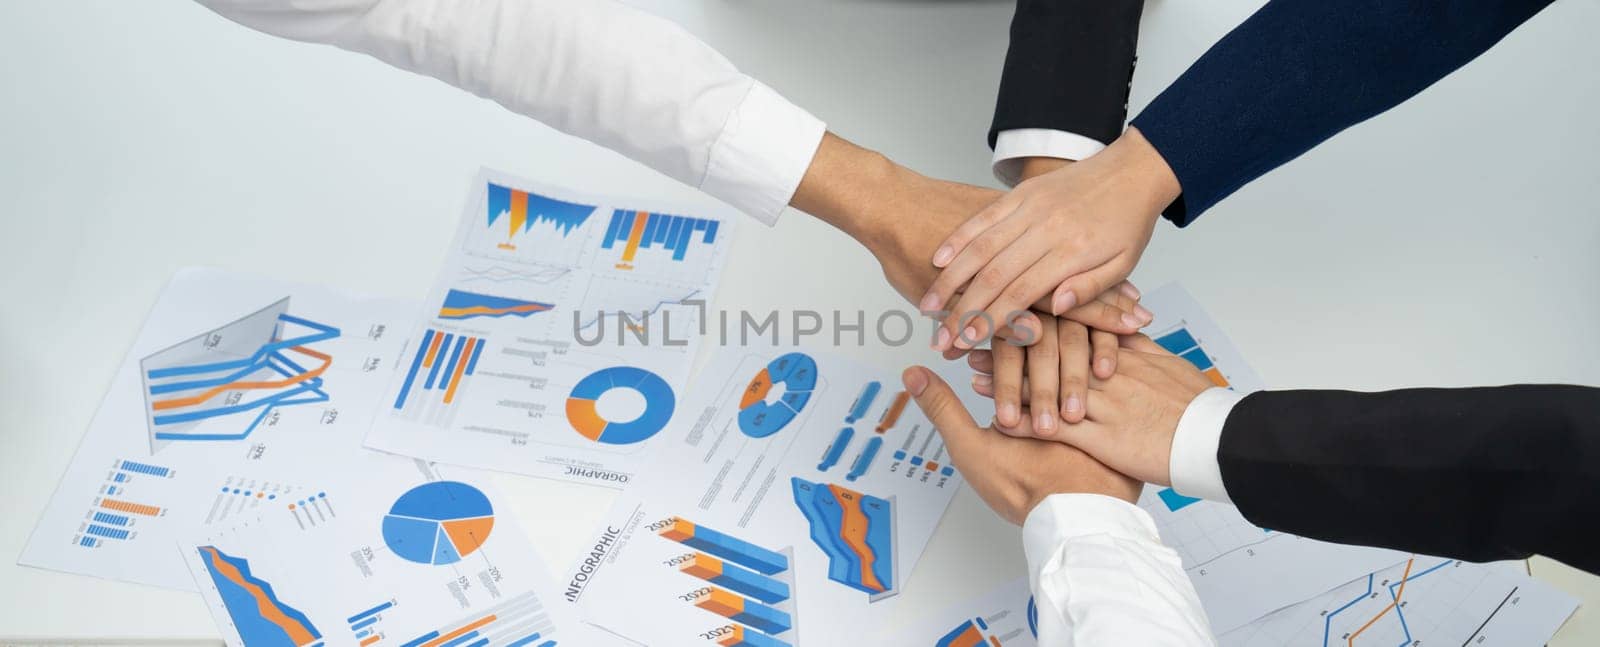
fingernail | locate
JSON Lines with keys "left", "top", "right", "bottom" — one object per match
{"left": 999, "top": 403, "right": 1019, "bottom": 426}
{"left": 1098, "top": 358, "right": 1114, "bottom": 375}
{"left": 1121, "top": 312, "right": 1144, "bottom": 329}
{"left": 903, "top": 368, "right": 928, "bottom": 396}
{"left": 918, "top": 292, "right": 942, "bottom": 313}
{"left": 1135, "top": 304, "right": 1154, "bottom": 324}
{"left": 1052, "top": 291, "right": 1077, "bottom": 315}
{"left": 973, "top": 374, "right": 993, "bottom": 387}
{"left": 958, "top": 326, "right": 980, "bottom": 348}
{"left": 1064, "top": 394, "right": 1083, "bottom": 415}
{"left": 932, "top": 245, "right": 954, "bottom": 267}
{"left": 1037, "top": 412, "right": 1056, "bottom": 434}
{"left": 933, "top": 327, "right": 951, "bottom": 350}
{"left": 1120, "top": 282, "right": 1142, "bottom": 300}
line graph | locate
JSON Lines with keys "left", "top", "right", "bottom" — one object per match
{"left": 1222, "top": 556, "right": 1575, "bottom": 647}
{"left": 140, "top": 299, "right": 339, "bottom": 450}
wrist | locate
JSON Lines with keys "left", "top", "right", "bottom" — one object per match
{"left": 1105, "top": 126, "right": 1183, "bottom": 217}
{"left": 788, "top": 132, "right": 913, "bottom": 249}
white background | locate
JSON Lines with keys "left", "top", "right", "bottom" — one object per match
{"left": 2, "top": 0, "right": 1597, "bottom": 643}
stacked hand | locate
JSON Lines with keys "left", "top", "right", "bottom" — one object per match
{"left": 921, "top": 127, "right": 1181, "bottom": 352}
{"left": 901, "top": 366, "right": 1141, "bottom": 524}
{"left": 964, "top": 332, "right": 1214, "bottom": 486}
{"left": 789, "top": 133, "right": 1154, "bottom": 349}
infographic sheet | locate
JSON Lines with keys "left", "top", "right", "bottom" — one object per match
{"left": 564, "top": 348, "right": 964, "bottom": 646}
{"left": 1134, "top": 285, "right": 1408, "bottom": 632}
{"left": 19, "top": 268, "right": 417, "bottom": 590}
{"left": 181, "top": 460, "right": 590, "bottom": 647}
{"left": 364, "top": 169, "right": 736, "bottom": 487}
{"left": 882, "top": 576, "right": 1038, "bottom": 647}
{"left": 1223, "top": 557, "right": 1576, "bottom": 647}
{"left": 886, "top": 560, "right": 1575, "bottom": 647}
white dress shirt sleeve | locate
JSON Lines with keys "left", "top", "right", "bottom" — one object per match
{"left": 1023, "top": 494, "right": 1216, "bottom": 646}
{"left": 991, "top": 128, "right": 1108, "bottom": 186}
{"left": 1168, "top": 387, "right": 1245, "bottom": 504}
{"left": 194, "top": 0, "right": 825, "bottom": 224}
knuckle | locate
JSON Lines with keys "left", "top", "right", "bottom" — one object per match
{"left": 970, "top": 234, "right": 1003, "bottom": 258}
{"left": 973, "top": 267, "right": 1007, "bottom": 292}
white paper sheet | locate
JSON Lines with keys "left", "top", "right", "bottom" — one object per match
{"left": 879, "top": 576, "right": 1037, "bottom": 647}
{"left": 562, "top": 347, "right": 964, "bottom": 646}
{"left": 19, "top": 268, "right": 418, "bottom": 590}
{"left": 363, "top": 169, "right": 736, "bottom": 487}
{"left": 1223, "top": 557, "right": 1577, "bottom": 647}
{"left": 181, "top": 459, "right": 591, "bottom": 647}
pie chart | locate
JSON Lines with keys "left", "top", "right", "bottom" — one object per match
{"left": 566, "top": 366, "right": 676, "bottom": 445}
{"left": 380, "top": 481, "right": 495, "bottom": 566}
{"left": 738, "top": 352, "right": 817, "bottom": 438}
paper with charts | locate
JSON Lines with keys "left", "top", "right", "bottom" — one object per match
{"left": 1223, "top": 557, "right": 1576, "bottom": 646}
{"left": 181, "top": 459, "right": 590, "bottom": 647}
{"left": 1134, "top": 284, "right": 1408, "bottom": 632}
{"left": 882, "top": 576, "right": 1039, "bottom": 647}
{"left": 364, "top": 169, "right": 735, "bottom": 487}
{"left": 562, "top": 348, "right": 964, "bottom": 646}
{"left": 18, "top": 268, "right": 417, "bottom": 590}
{"left": 883, "top": 559, "right": 1575, "bottom": 647}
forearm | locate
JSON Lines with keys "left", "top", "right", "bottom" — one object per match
{"left": 195, "top": 0, "right": 824, "bottom": 222}
{"left": 1221, "top": 386, "right": 1600, "bottom": 572}
{"left": 1130, "top": 0, "right": 1556, "bottom": 225}
{"left": 1024, "top": 494, "right": 1216, "bottom": 645}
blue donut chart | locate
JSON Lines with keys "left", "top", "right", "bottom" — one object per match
{"left": 737, "top": 352, "right": 818, "bottom": 438}
{"left": 566, "top": 366, "right": 676, "bottom": 445}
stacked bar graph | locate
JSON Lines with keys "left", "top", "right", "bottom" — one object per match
{"left": 790, "top": 479, "right": 897, "bottom": 600}
{"left": 714, "top": 624, "right": 792, "bottom": 647}
{"left": 486, "top": 182, "right": 596, "bottom": 250}
{"left": 1153, "top": 326, "right": 1231, "bottom": 388}
{"left": 602, "top": 209, "right": 720, "bottom": 269}
{"left": 397, "top": 590, "right": 559, "bottom": 647}
{"left": 140, "top": 299, "right": 339, "bottom": 450}
{"left": 657, "top": 518, "right": 798, "bottom": 647}
{"left": 392, "top": 329, "right": 485, "bottom": 428}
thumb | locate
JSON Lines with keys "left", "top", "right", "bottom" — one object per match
{"left": 902, "top": 366, "right": 983, "bottom": 453}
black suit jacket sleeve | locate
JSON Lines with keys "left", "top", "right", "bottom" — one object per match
{"left": 1219, "top": 386, "right": 1600, "bottom": 574}
{"left": 989, "top": 0, "right": 1144, "bottom": 149}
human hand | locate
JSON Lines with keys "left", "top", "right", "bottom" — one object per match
{"left": 1009, "top": 335, "right": 1214, "bottom": 486}
{"left": 921, "top": 127, "right": 1181, "bottom": 352}
{"left": 901, "top": 366, "right": 1141, "bottom": 525}
{"left": 966, "top": 310, "right": 1124, "bottom": 433}
{"left": 787, "top": 133, "right": 1150, "bottom": 341}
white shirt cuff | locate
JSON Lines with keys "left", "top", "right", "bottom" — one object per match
{"left": 699, "top": 80, "right": 826, "bottom": 226}
{"left": 991, "top": 128, "right": 1108, "bottom": 186}
{"left": 1022, "top": 493, "right": 1162, "bottom": 565}
{"left": 1168, "top": 387, "right": 1244, "bottom": 504}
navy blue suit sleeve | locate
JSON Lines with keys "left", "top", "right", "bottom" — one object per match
{"left": 1129, "top": 0, "right": 1556, "bottom": 226}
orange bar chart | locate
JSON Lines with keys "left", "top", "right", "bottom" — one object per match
{"left": 101, "top": 498, "right": 162, "bottom": 517}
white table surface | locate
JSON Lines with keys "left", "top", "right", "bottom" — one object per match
{"left": 2, "top": 0, "right": 1597, "bottom": 643}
